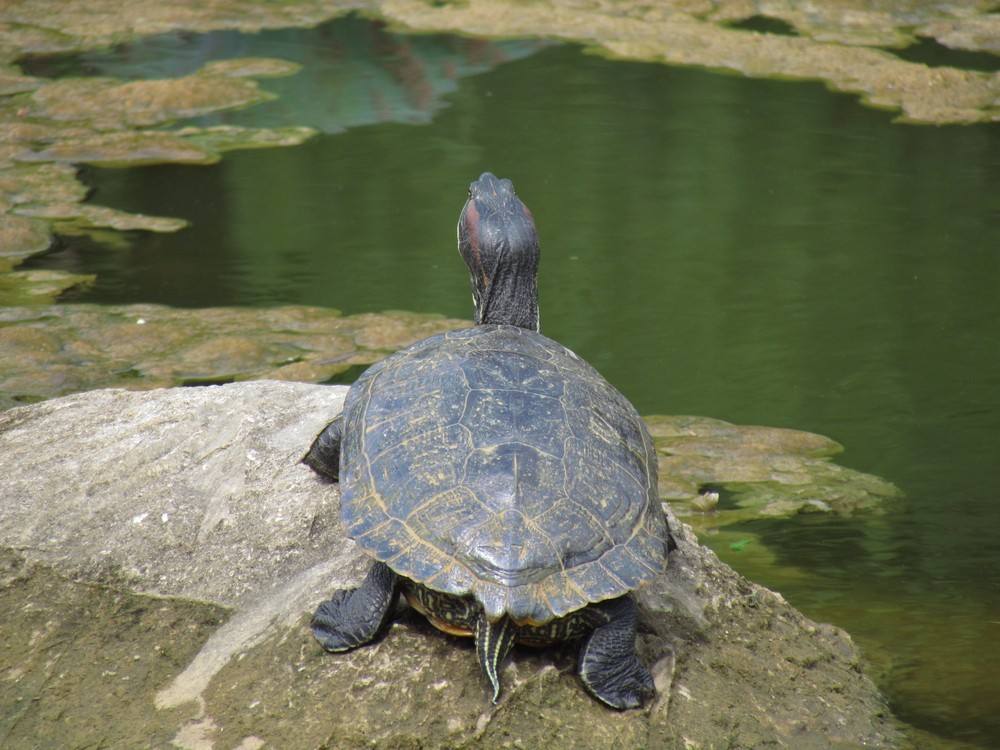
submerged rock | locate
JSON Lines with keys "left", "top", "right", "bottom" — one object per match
{"left": 0, "top": 267, "right": 94, "bottom": 305}
{"left": 647, "top": 414, "right": 901, "bottom": 523}
{"left": 173, "top": 124, "right": 317, "bottom": 154}
{"left": 14, "top": 200, "right": 190, "bottom": 230}
{"left": 0, "top": 381, "right": 902, "bottom": 749}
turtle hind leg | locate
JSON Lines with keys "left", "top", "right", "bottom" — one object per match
{"left": 577, "top": 596, "right": 654, "bottom": 710}
{"left": 312, "top": 562, "right": 398, "bottom": 652}
{"left": 474, "top": 615, "right": 516, "bottom": 703}
{"left": 302, "top": 415, "right": 343, "bottom": 481}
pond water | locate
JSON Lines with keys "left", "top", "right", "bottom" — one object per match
{"left": 22, "top": 16, "right": 1000, "bottom": 748}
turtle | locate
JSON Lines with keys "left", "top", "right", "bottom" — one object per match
{"left": 304, "top": 172, "right": 673, "bottom": 709}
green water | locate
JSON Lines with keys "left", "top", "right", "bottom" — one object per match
{"left": 23, "top": 18, "right": 1000, "bottom": 748}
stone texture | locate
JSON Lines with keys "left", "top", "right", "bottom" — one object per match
{"left": 0, "top": 381, "right": 902, "bottom": 749}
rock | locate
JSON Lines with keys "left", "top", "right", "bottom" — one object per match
{"left": 919, "top": 15, "right": 1000, "bottom": 55}
{"left": 0, "top": 68, "right": 40, "bottom": 95}
{"left": 646, "top": 413, "right": 901, "bottom": 524}
{"left": 0, "top": 381, "right": 902, "bottom": 749}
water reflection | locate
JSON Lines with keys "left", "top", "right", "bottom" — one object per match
{"left": 23, "top": 15, "right": 549, "bottom": 133}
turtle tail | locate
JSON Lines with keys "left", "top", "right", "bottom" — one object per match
{"left": 474, "top": 614, "right": 516, "bottom": 703}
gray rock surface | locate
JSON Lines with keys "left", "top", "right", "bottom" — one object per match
{"left": 0, "top": 381, "right": 902, "bottom": 749}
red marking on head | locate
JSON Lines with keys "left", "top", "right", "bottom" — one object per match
{"left": 464, "top": 199, "right": 483, "bottom": 275}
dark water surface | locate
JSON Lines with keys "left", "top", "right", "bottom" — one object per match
{"left": 23, "top": 17, "right": 1000, "bottom": 748}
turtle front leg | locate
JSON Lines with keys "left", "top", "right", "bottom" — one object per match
{"left": 577, "top": 596, "right": 654, "bottom": 710}
{"left": 302, "top": 415, "right": 343, "bottom": 481}
{"left": 475, "top": 615, "right": 516, "bottom": 703}
{"left": 312, "top": 562, "right": 399, "bottom": 652}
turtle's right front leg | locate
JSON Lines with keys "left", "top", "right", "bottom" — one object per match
{"left": 302, "top": 415, "right": 343, "bottom": 481}
{"left": 312, "top": 562, "right": 399, "bottom": 652}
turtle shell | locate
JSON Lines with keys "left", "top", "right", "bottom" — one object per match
{"left": 339, "top": 324, "right": 668, "bottom": 625}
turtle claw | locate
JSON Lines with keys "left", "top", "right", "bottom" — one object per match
{"left": 582, "top": 654, "right": 655, "bottom": 710}
{"left": 577, "top": 596, "right": 654, "bottom": 710}
{"left": 311, "top": 590, "right": 363, "bottom": 652}
{"left": 311, "top": 562, "right": 399, "bottom": 653}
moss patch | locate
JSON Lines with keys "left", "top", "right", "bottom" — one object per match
{"left": 0, "top": 16, "right": 317, "bottom": 302}
{"left": 375, "top": 0, "right": 998, "bottom": 125}
{"left": 646, "top": 414, "right": 901, "bottom": 527}
{"left": 0, "top": 304, "right": 465, "bottom": 409}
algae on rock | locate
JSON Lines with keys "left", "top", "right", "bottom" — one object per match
{"left": 375, "top": 0, "right": 999, "bottom": 125}
{"left": 0, "top": 268, "right": 95, "bottom": 306}
{"left": 0, "top": 304, "right": 465, "bottom": 409}
{"left": 0, "top": 45, "right": 314, "bottom": 305}
{"left": 647, "top": 414, "right": 901, "bottom": 524}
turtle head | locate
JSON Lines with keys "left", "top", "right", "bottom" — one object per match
{"left": 458, "top": 172, "right": 540, "bottom": 331}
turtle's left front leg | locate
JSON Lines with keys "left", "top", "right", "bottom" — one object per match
{"left": 577, "top": 596, "right": 654, "bottom": 710}
{"left": 302, "top": 415, "right": 343, "bottom": 481}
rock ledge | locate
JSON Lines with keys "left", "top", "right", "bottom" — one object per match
{"left": 0, "top": 381, "right": 900, "bottom": 749}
